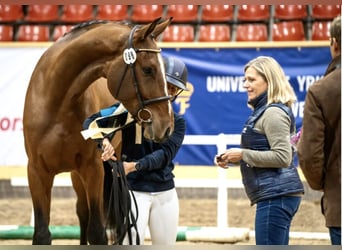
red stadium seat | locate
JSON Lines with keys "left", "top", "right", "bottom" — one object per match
{"left": 0, "top": 4, "right": 23, "bottom": 21}
{"left": 198, "top": 24, "right": 230, "bottom": 42}
{"left": 130, "top": 5, "right": 163, "bottom": 22}
{"left": 272, "top": 21, "right": 305, "bottom": 41}
{"left": 60, "top": 5, "right": 94, "bottom": 22}
{"left": 237, "top": 5, "right": 270, "bottom": 21}
{"left": 311, "top": 21, "right": 331, "bottom": 41}
{"left": 17, "top": 25, "right": 50, "bottom": 41}
{"left": 52, "top": 25, "right": 73, "bottom": 41}
{"left": 166, "top": 5, "right": 198, "bottom": 22}
{"left": 274, "top": 5, "right": 307, "bottom": 20}
{"left": 201, "top": 5, "right": 233, "bottom": 22}
{"left": 312, "top": 5, "right": 341, "bottom": 20}
{"left": 96, "top": 5, "right": 127, "bottom": 21}
{"left": 0, "top": 25, "right": 13, "bottom": 41}
{"left": 236, "top": 24, "right": 268, "bottom": 41}
{"left": 25, "top": 5, "right": 59, "bottom": 21}
{"left": 162, "top": 25, "right": 194, "bottom": 42}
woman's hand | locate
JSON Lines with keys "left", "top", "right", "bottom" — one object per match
{"left": 101, "top": 138, "right": 117, "bottom": 161}
{"left": 225, "top": 148, "right": 242, "bottom": 163}
{"left": 214, "top": 153, "right": 229, "bottom": 168}
{"left": 214, "top": 148, "right": 242, "bottom": 168}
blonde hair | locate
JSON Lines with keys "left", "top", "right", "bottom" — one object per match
{"left": 244, "top": 56, "right": 297, "bottom": 107}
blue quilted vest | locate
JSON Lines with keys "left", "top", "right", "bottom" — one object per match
{"left": 240, "top": 101, "right": 304, "bottom": 205}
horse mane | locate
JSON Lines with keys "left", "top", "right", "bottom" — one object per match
{"left": 72, "top": 20, "right": 109, "bottom": 31}
{"left": 62, "top": 20, "right": 133, "bottom": 39}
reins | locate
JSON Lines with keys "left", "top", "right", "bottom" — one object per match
{"left": 105, "top": 157, "right": 140, "bottom": 245}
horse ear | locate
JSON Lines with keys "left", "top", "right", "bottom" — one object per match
{"left": 135, "top": 17, "right": 173, "bottom": 41}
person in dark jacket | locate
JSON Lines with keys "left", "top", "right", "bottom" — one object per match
{"left": 297, "top": 15, "right": 341, "bottom": 245}
{"left": 214, "top": 56, "right": 304, "bottom": 245}
{"left": 84, "top": 56, "right": 188, "bottom": 245}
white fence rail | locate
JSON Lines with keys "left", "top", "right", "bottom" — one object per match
{"left": 182, "top": 134, "right": 241, "bottom": 228}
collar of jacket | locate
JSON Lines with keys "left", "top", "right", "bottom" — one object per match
{"left": 325, "top": 55, "right": 341, "bottom": 76}
{"left": 248, "top": 91, "right": 267, "bottom": 110}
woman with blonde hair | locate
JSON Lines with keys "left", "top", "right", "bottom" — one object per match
{"left": 215, "top": 56, "right": 304, "bottom": 245}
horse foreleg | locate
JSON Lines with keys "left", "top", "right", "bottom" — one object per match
{"left": 86, "top": 166, "right": 108, "bottom": 245}
{"left": 74, "top": 165, "right": 108, "bottom": 245}
{"left": 27, "top": 162, "right": 54, "bottom": 245}
{"left": 71, "top": 172, "right": 89, "bottom": 245}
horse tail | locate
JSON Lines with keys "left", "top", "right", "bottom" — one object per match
{"left": 104, "top": 158, "right": 140, "bottom": 245}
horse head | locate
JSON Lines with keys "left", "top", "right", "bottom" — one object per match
{"left": 106, "top": 17, "right": 174, "bottom": 142}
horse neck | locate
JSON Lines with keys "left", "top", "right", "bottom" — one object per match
{"left": 44, "top": 30, "right": 126, "bottom": 112}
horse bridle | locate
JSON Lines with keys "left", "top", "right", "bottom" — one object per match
{"left": 114, "top": 25, "right": 172, "bottom": 124}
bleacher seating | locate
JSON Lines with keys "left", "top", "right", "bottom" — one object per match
{"left": 25, "top": 5, "right": 59, "bottom": 21}
{"left": 17, "top": 25, "right": 50, "bottom": 41}
{"left": 131, "top": 5, "right": 163, "bottom": 23}
{"left": 274, "top": 5, "right": 307, "bottom": 20}
{"left": 52, "top": 25, "right": 73, "bottom": 41}
{"left": 0, "top": 25, "right": 13, "bottom": 41}
{"left": 96, "top": 5, "right": 128, "bottom": 21}
{"left": 166, "top": 5, "right": 198, "bottom": 22}
{"left": 162, "top": 24, "right": 194, "bottom": 42}
{"left": 311, "top": 21, "right": 331, "bottom": 41}
{"left": 198, "top": 24, "right": 230, "bottom": 42}
{"left": 237, "top": 5, "right": 269, "bottom": 21}
{"left": 272, "top": 21, "right": 305, "bottom": 41}
{"left": 201, "top": 5, "right": 233, "bottom": 22}
{"left": 0, "top": 4, "right": 23, "bottom": 21}
{"left": 236, "top": 24, "right": 268, "bottom": 41}
{"left": 60, "top": 5, "right": 94, "bottom": 22}
{"left": 0, "top": 5, "right": 338, "bottom": 42}
{"left": 312, "top": 5, "right": 341, "bottom": 20}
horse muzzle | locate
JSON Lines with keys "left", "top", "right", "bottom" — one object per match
{"left": 136, "top": 107, "right": 174, "bottom": 142}
{"left": 143, "top": 122, "right": 173, "bottom": 143}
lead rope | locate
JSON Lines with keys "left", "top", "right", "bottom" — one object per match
{"left": 105, "top": 158, "right": 140, "bottom": 245}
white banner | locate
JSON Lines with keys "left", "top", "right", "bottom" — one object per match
{"left": 0, "top": 46, "right": 48, "bottom": 166}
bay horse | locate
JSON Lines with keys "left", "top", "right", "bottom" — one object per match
{"left": 23, "top": 17, "right": 173, "bottom": 245}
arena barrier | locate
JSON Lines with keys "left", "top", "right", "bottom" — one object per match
{"left": 182, "top": 133, "right": 241, "bottom": 228}
{"left": 0, "top": 225, "right": 330, "bottom": 242}
{"left": 0, "top": 225, "right": 250, "bottom": 242}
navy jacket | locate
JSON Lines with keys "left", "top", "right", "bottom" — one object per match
{"left": 84, "top": 104, "right": 185, "bottom": 192}
{"left": 240, "top": 96, "right": 304, "bottom": 205}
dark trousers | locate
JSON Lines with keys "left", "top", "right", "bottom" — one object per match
{"left": 329, "top": 227, "right": 341, "bottom": 245}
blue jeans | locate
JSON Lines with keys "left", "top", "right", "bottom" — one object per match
{"left": 255, "top": 196, "right": 301, "bottom": 245}
{"left": 329, "top": 227, "right": 341, "bottom": 245}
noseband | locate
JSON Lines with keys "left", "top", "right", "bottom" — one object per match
{"left": 114, "top": 25, "right": 172, "bottom": 124}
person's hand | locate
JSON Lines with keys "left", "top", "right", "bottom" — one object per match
{"left": 214, "top": 153, "right": 229, "bottom": 169}
{"left": 123, "top": 161, "right": 137, "bottom": 175}
{"left": 101, "top": 138, "right": 117, "bottom": 161}
{"left": 225, "top": 148, "right": 242, "bottom": 163}
{"left": 214, "top": 148, "right": 242, "bottom": 169}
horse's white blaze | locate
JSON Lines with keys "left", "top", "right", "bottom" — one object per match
{"left": 157, "top": 53, "right": 172, "bottom": 116}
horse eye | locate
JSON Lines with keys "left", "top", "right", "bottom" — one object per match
{"left": 142, "top": 67, "right": 153, "bottom": 76}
